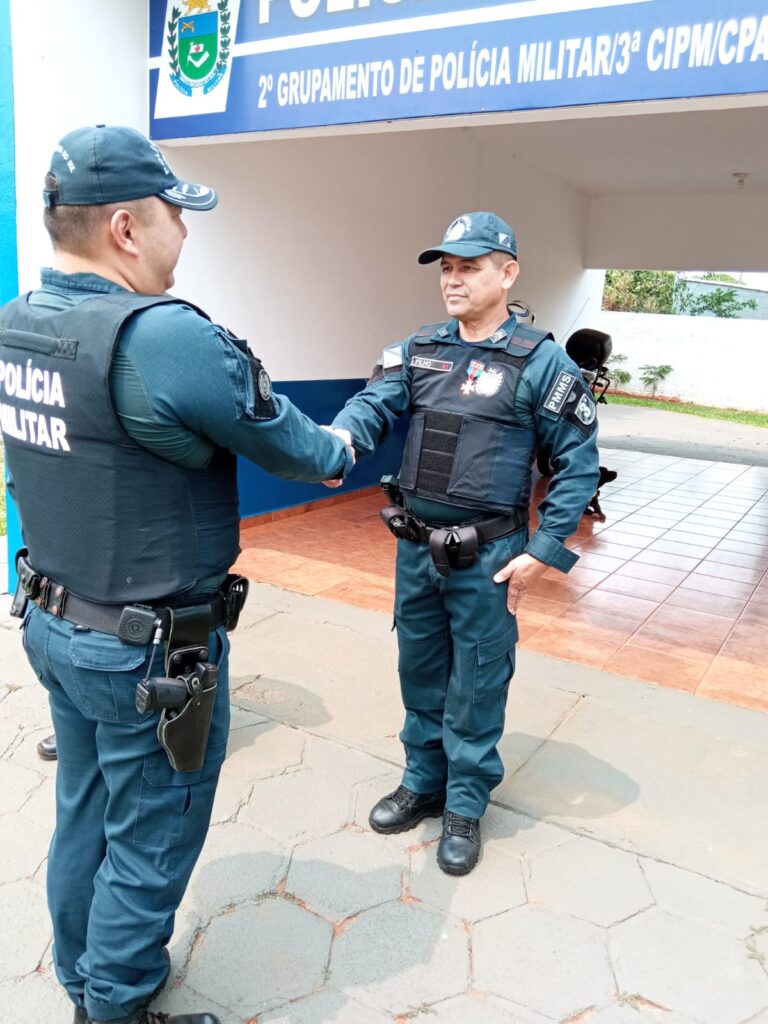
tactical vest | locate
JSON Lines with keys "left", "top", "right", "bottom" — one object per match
{"left": 399, "top": 321, "right": 552, "bottom": 515}
{"left": 0, "top": 292, "right": 239, "bottom": 604}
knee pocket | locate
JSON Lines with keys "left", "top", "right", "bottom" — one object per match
{"left": 455, "top": 625, "right": 518, "bottom": 706}
{"left": 398, "top": 631, "right": 450, "bottom": 710}
{"left": 474, "top": 627, "right": 517, "bottom": 703}
{"left": 134, "top": 740, "right": 227, "bottom": 849}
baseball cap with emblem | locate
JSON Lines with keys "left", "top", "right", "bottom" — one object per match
{"left": 418, "top": 211, "right": 517, "bottom": 264}
{"left": 43, "top": 125, "right": 218, "bottom": 211}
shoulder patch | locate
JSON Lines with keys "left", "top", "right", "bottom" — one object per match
{"left": 564, "top": 382, "right": 597, "bottom": 435}
{"left": 506, "top": 324, "right": 554, "bottom": 358}
{"left": 543, "top": 370, "right": 577, "bottom": 414}
{"left": 380, "top": 342, "right": 405, "bottom": 370}
{"left": 414, "top": 321, "right": 450, "bottom": 340}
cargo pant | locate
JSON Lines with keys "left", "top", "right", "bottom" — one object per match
{"left": 395, "top": 528, "right": 524, "bottom": 819}
{"left": 22, "top": 605, "right": 230, "bottom": 1022}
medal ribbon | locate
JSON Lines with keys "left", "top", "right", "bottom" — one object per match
{"left": 467, "top": 359, "right": 485, "bottom": 383}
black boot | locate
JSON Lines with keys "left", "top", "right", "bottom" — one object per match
{"left": 37, "top": 733, "right": 58, "bottom": 761}
{"left": 89, "top": 1011, "right": 221, "bottom": 1023}
{"left": 369, "top": 784, "right": 445, "bottom": 834}
{"left": 437, "top": 812, "right": 481, "bottom": 875}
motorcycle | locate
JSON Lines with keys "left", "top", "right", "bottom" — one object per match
{"left": 508, "top": 302, "right": 617, "bottom": 519}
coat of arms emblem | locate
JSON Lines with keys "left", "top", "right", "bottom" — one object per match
{"left": 167, "top": 0, "right": 231, "bottom": 96}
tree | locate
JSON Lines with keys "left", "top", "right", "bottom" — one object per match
{"left": 639, "top": 364, "right": 673, "bottom": 398}
{"left": 676, "top": 287, "right": 758, "bottom": 319}
{"left": 603, "top": 270, "right": 677, "bottom": 314}
{"left": 602, "top": 270, "right": 758, "bottom": 319}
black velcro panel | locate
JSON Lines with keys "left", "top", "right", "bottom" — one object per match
{"left": 417, "top": 410, "right": 462, "bottom": 495}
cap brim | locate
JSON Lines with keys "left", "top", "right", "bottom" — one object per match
{"left": 161, "top": 181, "right": 218, "bottom": 211}
{"left": 418, "top": 242, "right": 496, "bottom": 265}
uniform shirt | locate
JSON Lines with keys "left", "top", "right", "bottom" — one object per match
{"left": 23, "top": 269, "right": 351, "bottom": 590}
{"left": 333, "top": 316, "right": 600, "bottom": 573}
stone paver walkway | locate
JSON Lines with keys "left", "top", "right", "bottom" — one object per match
{"left": 1, "top": 586, "right": 767, "bottom": 1023}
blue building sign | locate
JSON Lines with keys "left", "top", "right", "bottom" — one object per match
{"left": 149, "top": 0, "right": 768, "bottom": 139}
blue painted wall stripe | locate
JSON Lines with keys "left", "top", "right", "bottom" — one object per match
{"left": 0, "top": 0, "right": 23, "bottom": 591}
{"left": 238, "top": 378, "right": 407, "bottom": 518}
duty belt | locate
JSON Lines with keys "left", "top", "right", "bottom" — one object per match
{"left": 379, "top": 477, "right": 527, "bottom": 578}
{"left": 12, "top": 550, "right": 248, "bottom": 643}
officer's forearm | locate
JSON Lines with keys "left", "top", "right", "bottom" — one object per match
{"left": 332, "top": 381, "right": 409, "bottom": 455}
{"left": 232, "top": 395, "right": 351, "bottom": 482}
{"left": 529, "top": 439, "right": 600, "bottom": 571}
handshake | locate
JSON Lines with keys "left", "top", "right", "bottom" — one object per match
{"left": 320, "top": 426, "right": 355, "bottom": 488}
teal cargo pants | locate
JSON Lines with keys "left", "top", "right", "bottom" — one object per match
{"left": 22, "top": 605, "right": 230, "bottom": 1022}
{"left": 395, "top": 528, "right": 524, "bottom": 819}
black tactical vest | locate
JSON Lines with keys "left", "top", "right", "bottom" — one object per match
{"left": 399, "top": 321, "right": 551, "bottom": 515}
{"left": 0, "top": 292, "right": 239, "bottom": 604}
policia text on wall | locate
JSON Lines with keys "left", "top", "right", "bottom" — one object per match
{"left": 0, "top": 357, "right": 69, "bottom": 450}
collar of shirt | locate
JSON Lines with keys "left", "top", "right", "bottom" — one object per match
{"left": 38, "top": 268, "right": 128, "bottom": 296}
{"left": 426, "top": 314, "right": 518, "bottom": 350}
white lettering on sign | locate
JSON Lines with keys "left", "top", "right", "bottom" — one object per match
{"left": 260, "top": 0, "right": 405, "bottom": 24}
{"left": 647, "top": 16, "right": 768, "bottom": 72}
{"left": 0, "top": 359, "right": 69, "bottom": 451}
{"left": 277, "top": 59, "right": 397, "bottom": 105}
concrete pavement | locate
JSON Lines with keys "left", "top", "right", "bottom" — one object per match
{"left": 598, "top": 403, "right": 768, "bottom": 466}
{"left": 1, "top": 585, "right": 767, "bottom": 1023}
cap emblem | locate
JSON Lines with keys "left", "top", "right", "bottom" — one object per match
{"left": 445, "top": 216, "right": 472, "bottom": 242}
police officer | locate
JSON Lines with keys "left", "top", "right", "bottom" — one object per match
{"left": 0, "top": 126, "right": 352, "bottom": 1024}
{"left": 329, "top": 212, "right": 600, "bottom": 875}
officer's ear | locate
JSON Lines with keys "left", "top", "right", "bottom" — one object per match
{"left": 502, "top": 259, "right": 520, "bottom": 290}
{"left": 109, "top": 208, "right": 141, "bottom": 257}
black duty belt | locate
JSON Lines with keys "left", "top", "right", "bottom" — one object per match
{"left": 379, "top": 484, "right": 527, "bottom": 578}
{"left": 13, "top": 551, "right": 248, "bottom": 642}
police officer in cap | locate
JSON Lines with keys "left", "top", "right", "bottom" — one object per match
{"left": 328, "top": 213, "right": 599, "bottom": 875}
{"left": 0, "top": 126, "right": 353, "bottom": 1024}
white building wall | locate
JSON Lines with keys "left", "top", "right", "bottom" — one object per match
{"left": 166, "top": 127, "right": 603, "bottom": 381}
{"left": 597, "top": 310, "right": 768, "bottom": 413}
{"left": 11, "top": 0, "right": 149, "bottom": 293}
{"left": 9, "top": 3, "right": 603, "bottom": 382}
{"left": 586, "top": 192, "right": 768, "bottom": 273}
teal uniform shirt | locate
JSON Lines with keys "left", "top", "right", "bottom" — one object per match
{"left": 26, "top": 269, "right": 352, "bottom": 590}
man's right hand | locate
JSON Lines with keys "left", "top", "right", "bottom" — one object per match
{"left": 321, "top": 426, "right": 355, "bottom": 487}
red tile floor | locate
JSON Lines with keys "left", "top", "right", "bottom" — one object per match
{"left": 235, "top": 448, "right": 768, "bottom": 714}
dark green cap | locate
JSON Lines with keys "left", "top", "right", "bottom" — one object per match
{"left": 418, "top": 211, "right": 517, "bottom": 264}
{"left": 44, "top": 125, "right": 218, "bottom": 211}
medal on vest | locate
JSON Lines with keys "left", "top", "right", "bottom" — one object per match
{"left": 461, "top": 359, "right": 485, "bottom": 395}
{"left": 461, "top": 359, "right": 505, "bottom": 397}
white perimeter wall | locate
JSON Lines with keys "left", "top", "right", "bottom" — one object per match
{"left": 9, "top": 3, "right": 602, "bottom": 383}
{"left": 596, "top": 310, "right": 768, "bottom": 413}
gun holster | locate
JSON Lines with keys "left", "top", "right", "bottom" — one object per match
{"left": 156, "top": 605, "right": 217, "bottom": 773}
{"left": 429, "top": 526, "right": 480, "bottom": 578}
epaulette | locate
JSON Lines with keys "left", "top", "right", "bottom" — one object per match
{"left": 413, "top": 321, "right": 451, "bottom": 340}
{"left": 505, "top": 323, "right": 554, "bottom": 357}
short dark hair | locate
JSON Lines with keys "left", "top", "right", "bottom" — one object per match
{"left": 490, "top": 250, "right": 518, "bottom": 269}
{"left": 43, "top": 173, "right": 154, "bottom": 255}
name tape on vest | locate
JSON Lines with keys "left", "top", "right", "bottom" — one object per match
{"left": 543, "top": 371, "right": 576, "bottom": 415}
{"left": 410, "top": 356, "right": 454, "bottom": 373}
{"left": 0, "top": 358, "right": 70, "bottom": 451}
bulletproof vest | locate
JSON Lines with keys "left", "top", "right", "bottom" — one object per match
{"left": 399, "top": 321, "right": 551, "bottom": 515}
{"left": 0, "top": 292, "right": 239, "bottom": 604}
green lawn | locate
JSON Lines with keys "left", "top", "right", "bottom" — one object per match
{"left": 606, "top": 394, "right": 768, "bottom": 428}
